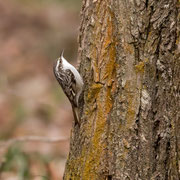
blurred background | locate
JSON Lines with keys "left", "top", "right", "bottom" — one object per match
{"left": 0, "top": 0, "right": 81, "bottom": 179}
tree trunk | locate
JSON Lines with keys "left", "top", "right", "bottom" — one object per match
{"left": 64, "top": 0, "right": 180, "bottom": 179}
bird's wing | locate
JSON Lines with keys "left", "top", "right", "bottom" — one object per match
{"left": 65, "top": 69, "right": 77, "bottom": 105}
{"left": 54, "top": 68, "right": 77, "bottom": 107}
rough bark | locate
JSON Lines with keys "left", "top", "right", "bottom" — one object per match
{"left": 64, "top": 0, "right": 180, "bottom": 179}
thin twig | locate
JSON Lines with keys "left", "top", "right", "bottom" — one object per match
{"left": 0, "top": 136, "right": 69, "bottom": 149}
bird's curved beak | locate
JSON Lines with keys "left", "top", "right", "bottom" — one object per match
{"left": 60, "top": 49, "right": 64, "bottom": 58}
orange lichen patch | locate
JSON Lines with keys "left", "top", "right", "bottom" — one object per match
{"left": 86, "top": 83, "right": 103, "bottom": 103}
{"left": 100, "top": 14, "right": 117, "bottom": 84}
{"left": 135, "top": 61, "right": 145, "bottom": 73}
{"left": 103, "top": 36, "right": 112, "bottom": 49}
{"left": 103, "top": 16, "right": 113, "bottom": 49}
{"left": 90, "top": 3, "right": 107, "bottom": 83}
{"left": 106, "top": 46, "right": 116, "bottom": 84}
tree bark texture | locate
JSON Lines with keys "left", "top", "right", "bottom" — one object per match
{"left": 64, "top": 0, "right": 180, "bottom": 179}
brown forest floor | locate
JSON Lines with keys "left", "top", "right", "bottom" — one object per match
{"left": 0, "top": 0, "right": 81, "bottom": 179}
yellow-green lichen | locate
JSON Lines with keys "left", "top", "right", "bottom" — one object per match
{"left": 135, "top": 61, "right": 145, "bottom": 73}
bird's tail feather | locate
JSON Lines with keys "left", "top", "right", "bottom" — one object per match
{"left": 72, "top": 106, "right": 79, "bottom": 125}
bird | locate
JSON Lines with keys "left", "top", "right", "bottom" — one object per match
{"left": 53, "top": 51, "right": 84, "bottom": 125}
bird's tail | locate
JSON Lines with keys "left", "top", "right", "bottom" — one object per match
{"left": 72, "top": 106, "right": 80, "bottom": 125}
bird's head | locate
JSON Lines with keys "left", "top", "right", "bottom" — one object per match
{"left": 58, "top": 49, "right": 66, "bottom": 64}
{"left": 56, "top": 50, "right": 65, "bottom": 68}
{"left": 53, "top": 50, "right": 64, "bottom": 73}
